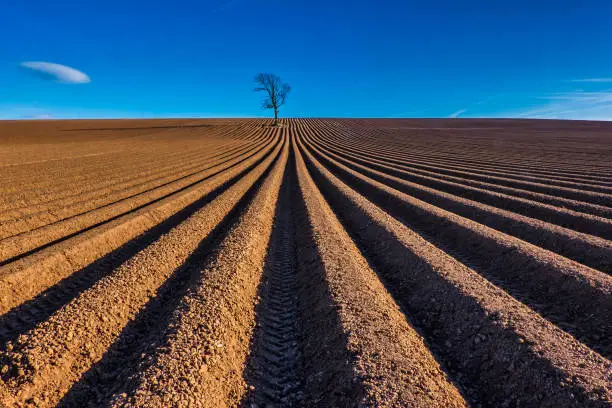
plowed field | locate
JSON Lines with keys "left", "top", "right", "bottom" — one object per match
{"left": 0, "top": 118, "right": 610, "bottom": 407}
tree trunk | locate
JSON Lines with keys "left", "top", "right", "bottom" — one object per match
{"left": 274, "top": 108, "right": 278, "bottom": 126}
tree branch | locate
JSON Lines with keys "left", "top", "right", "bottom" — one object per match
{"left": 253, "top": 73, "right": 291, "bottom": 123}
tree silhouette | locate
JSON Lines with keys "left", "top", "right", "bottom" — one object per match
{"left": 254, "top": 73, "right": 291, "bottom": 126}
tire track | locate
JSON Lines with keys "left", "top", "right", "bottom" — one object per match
{"left": 241, "top": 146, "right": 302, "bottom": 407}
{"left": 0, "top": 118, "right": 610, "bottom": 408}
{"left": 100, "top": 130, "right": 288, "bottom": 408}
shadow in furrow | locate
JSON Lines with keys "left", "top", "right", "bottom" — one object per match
{"left": 0, "top": 137, "right": 275, "bottom": 267}
{"left": 281, "top": 147, "right": 363, "bottom": 407}
{"left": 241, "top": 150, "right": 302, "bottom": 406}
{"left": 0, "top": 143, "right": 277, "bottom": 346}
{"left": 57, "top": 144, "right": 282, "bottom": 408}
{"left": 0, "top": 132, "right": 264, "bottom": 230}
{"left": 303, "top": 141, "right": 611, "bottom": 359}
{"left": 298, "top": 142, "right": 608, "bottom": 407}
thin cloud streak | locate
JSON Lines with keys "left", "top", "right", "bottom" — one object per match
{"left": 512, "top": 91, "right": 612, "bottom": 121}
{"left": 568, "top": 78, "right": 612, "bottom": 83}
{"left": 20, "top": 61, "right": 91, "bottom": 84}
{"left": 541, "top": 92, "right": 612, "bottom": 102}
{"left": 448, "top": 108, "right": 467, "bottom": 118}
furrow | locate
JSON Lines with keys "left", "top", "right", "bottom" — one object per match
{"left": 0, "top": 130, "right": 266, "bottom": 231}
{"left": 296, "top": 130, "right": 612, "bottom": 407}
{"left": 0, "top": 130, "right": 238, "bottom": 206}
{"left": 0, "top": 120, "right": 256, "bottom": 197}
{"left": 0, "top": 135, "right": 244, "bottom": 216}
{"left": 304, "top": 126, "right": 612, "bottom": 238}
{"left": 1, "top": 117, "right": 610, "bottom": 408}
{"left": 313, "top": 127, "right": 612, "bottom": 190}
{"left": 97, "top": 130, "right": 288, "bottom": 408}
{"left": 0, "top": 134, "right": 279, "bottom": 316}
{"left": 310, "top": 126, "right": 612, "bottom": 197}
{"left": 309, "top": 132, "right": 612, "bottom": 217}
{"left": 241, "top": 155, "right": 302, "bottom": 407}
{"left": 0, "top": 133, "right": 284, "bottom": 407}
{"left": 0, "top": 131, "right": 273, "bottom": 261}
{"left": 0, "top": 143, "right": 266, "bottom": 344}
{"left": 290, "top": 134, "right": 468, "bottom": 407}
{"left": 296, "top": 132, "right": 612, "bottom": 358}
{"left": 301, "top": 134, "right": 612, "bottom": 274}
{"left": 312, "top": 118, "right": 612, "bottom": 180}
{"left": 0, "top": 121, "right": 264, "bottom": 212}
{"left": 391, "top": 155, "right": 612, "bottom": 194}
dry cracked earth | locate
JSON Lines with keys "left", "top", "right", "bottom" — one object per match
{"left": 0, "top": 118, "right": 610, "bottom": 407}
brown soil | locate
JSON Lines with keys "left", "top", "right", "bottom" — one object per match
{"left": 0, "top": 118, "right": 610, "bottom": 407}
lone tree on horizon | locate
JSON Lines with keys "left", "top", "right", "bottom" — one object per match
{"left": 254, "top": 73, "right": 291, "bottom": 126}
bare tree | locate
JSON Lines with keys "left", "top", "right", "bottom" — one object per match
{"left": 254, "top": 73, "right": 291, "bottom": 126}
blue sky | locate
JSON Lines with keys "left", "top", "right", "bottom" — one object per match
{"left": 2, "top": 0, "right": 612, "bottom": 120}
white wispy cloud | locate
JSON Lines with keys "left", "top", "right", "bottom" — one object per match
{"left": 539, "top": 92, "right": 612, "bottom": 102}
{"left": 512, "top": 90, "right": 612, "bottom": 121}
{"left": 568, "top": 78, "right": 612, "bottom": 83}
{"left": 20, "top": 61, "right": 91, "bottom": 84}
{"left": 448, "top": 108, "right": 467, "bottom": 118}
